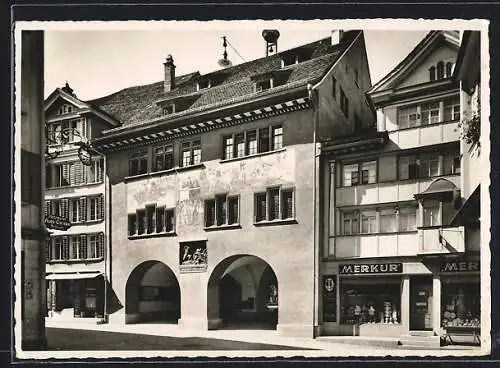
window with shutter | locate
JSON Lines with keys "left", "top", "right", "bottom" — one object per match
{"left": 45, "top": 201, "right": 51, "bottom": 217}
{"left": 79, "top": 197, "right": 87, "bottom": 222}
{"left": 89, "top": 234, "right": 97, "bottom": 258}
{"left": 97, "top": 195, "right": 104, "bottom": 220}
{"left": 62, "top": 199, "right": 69, "bottom": 220}
{"left": 80, "top": 234, "right": 88, "bottom": 259}
{"left": 98, "top": 233, "right": 105, "bottom": 258}
{"left": 62, "top": 236, "right": 70, "bottom": 260}
{"left": 62, "top": 164, "right": 70, "bottom": 186}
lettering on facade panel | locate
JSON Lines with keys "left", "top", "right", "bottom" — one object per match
{"left": 339, "top": 263, "right": 403, "bottom": 275}
{"left": 322, "top": 275, "right": 337, "bottom": 322}
{"left": 179, "top": 241, "right": 207, "bottom": 273}
{"left": 440, "top": 260, "right": 480, "bottom": 273}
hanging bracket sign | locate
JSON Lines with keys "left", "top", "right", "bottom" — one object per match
{"left": 44, "top": 214, "right": 71, "bottom": 231}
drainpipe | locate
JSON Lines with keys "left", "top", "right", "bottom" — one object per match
{"left": 308, "top": 83, "right": 320, "bottom": 337}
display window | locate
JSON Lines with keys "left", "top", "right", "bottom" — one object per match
{"left": 340, "top": 278, "right": 401, "bottom": 325}
{"left": 441, "top": 281, "right": 480, "bottom": 328}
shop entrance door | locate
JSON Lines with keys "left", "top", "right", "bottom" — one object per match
{"left": 410, "top": 277, "right": 433, "bottom": 331}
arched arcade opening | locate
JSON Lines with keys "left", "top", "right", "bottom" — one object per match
{"left": 125, "top": 260, "right": 180, "bottom": 324}
{"left": 207, "top": 255, "right": 278, "bottom": 330}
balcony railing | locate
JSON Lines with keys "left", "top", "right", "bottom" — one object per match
{"left": 418, "top": 225, "right": 465, "bottom": 254}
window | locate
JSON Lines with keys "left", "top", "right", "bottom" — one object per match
{"left": 340, "top": 88, "right": 349, "bottom": 118}
{"left": 379, "top": 208, "right": 397, "bottom": 233}
{"left": 419, "top": 153, "right": 440, "bottom": 178}
{"left": 443, "top": 152, "right": 461, "bottom": 175}
{"left": 445, "top": 62, "right": 453, "bottom": 78}
{"left": 47, "top": 196, "right": 102, "bottom": 223}
{"left": 254, "top": 187, "right": 295, "bottom": 223}
{"left": 429, "top": 66, "right": 436, "bottom": 81}
{"left": 398, "top": 106, "right": 419, "bottom": 129}
{"left": 421, "top": 102, "right": 440, "bottom": 125}
{"left": 87, "top": 159, "right": 104, "bottom": 184}
{"left": 360, "top": 210, "right": 377, "bottom": 234}
{"left": 222, "top": 125, "right": 283, "bottom": 160}
{"left": 423, "top": 201, "right": 441, "bottom": 227}
{"left": 256, "top": 79, "right": 272, "bottom": 92}
{"left": 61, "top": 237, "right": 70, "bottom": 260}
{"left": 342, "top": 160, "right": 377, "bottom": 187}
{"left": 153, "top": 144, "right": 174, "bottom": 172}
{"left": 399, "top": 151, "right": 460, "bottom": 180}
{"left": 57, "top": 104, "right": 73, "bottom": 115}
{"left": 342, "top": 211, "right": 359, "bottom": 235}
{"left": 444, "top": 97, "right": 460, "bottom": 121}
{"left": 129, "top": 206, "right": 175, "bottom": 236}
{"left": 88, "top": 196, "right": 104, "bottom": 221}
{"left": 181, "top": 140, "right": 201, "bottom": 167}
{"left": 129, "top": 149, "right": 148, "bottom": 176}
{"left": 162, "top": 105, "right": 175, "bottom": 115}
{"left": 205, "top": 194, "right": 239, "bottom": 227}
{"left": 197, "top": 79, "right": 211, "bottom": 90}
{"left": 70, "top": 236, "right": 80, "bottom": 260}
{"left": 332, "top": 76, "right": 337, "bottom": 99}
{"left": 437, "top": 61, "right": 444, "bottom": 79}
{"left": 399, "top": 206, "right": 417, "bottom": 232}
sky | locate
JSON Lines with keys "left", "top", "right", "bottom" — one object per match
{"left": 42, "top": 21, "right": 434, "bottom": 101}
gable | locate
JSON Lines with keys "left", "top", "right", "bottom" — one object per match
{"left": 396, "top": 43, "right": 458, "bottom": 89}
{"left": 45, "top": 96, "right": 84, "bottom": 120}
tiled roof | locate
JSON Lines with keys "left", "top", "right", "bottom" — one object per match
{"left": 87, "top": 31, "right": 359, "bottom": 133}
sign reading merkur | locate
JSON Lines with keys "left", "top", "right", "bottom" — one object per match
{"left": 339, "top": 263, "right": 402, "bottom": 275}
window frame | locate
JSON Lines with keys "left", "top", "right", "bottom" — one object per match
{"left": 129, "top": 149, "right": 149, "bottom": 176}
{"left": 254, "top": 187, "right": 296, "bottom": 224}
{"left": 222, "top": 124, "right": 284, "bottom": 160}
{"left": 398, "top": 150, "right": 460, "bottom": 180}
{"left": 128, "top": 205, "right": 176, "bottom": 237}
{"left": 204, "top": 194, "right": 240, "bottom": 228}
{"left": 152, "top": 144, "right": 174, "bottom": 172}
{"left": 180, "top": 140, "right": 202, "bottom": 167}
{"left": 341, "top": 160, "right": 377, "bottom": 187}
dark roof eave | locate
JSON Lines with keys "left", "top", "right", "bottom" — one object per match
{"left": 93, "top": 82, "right": 312, "bottom": 146}
{"left": 450, "top": 184, "right": 480, "bottom": 226}
{"left": 321, "top": 131, "right": 389, "bottom": 155}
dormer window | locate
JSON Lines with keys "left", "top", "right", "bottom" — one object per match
{"left": 162, "top": 104, "right": 175, "bottom": 115}
{"left": 197, "top": 79, "right": 211, "bottom": 91}
{"left": 429, "top": 66, "right": 436, "bottom": 81}
{"left": 445, "top": 62, "right": 453, "bottom": 78}
{"left": 430, "top": 60, "right": 454, "bottom": 81}
{"left": 436, "top": 61, "right": 444, "bottom": 79}
{"left": 256, "top": 79, "right": 273, "bottom": 92}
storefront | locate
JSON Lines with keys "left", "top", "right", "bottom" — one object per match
{"left": 46, "top": 272, "right": 104, "bottom": 320}
{"left": 320, "top": 254, "right": 480, "bottom": 342}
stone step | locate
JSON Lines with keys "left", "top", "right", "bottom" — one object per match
{"left": 316, "top": 336, "right": 400, "bottom": 349}
{"left": 399, "top": 336, "right": 441, "bottom": 349}
{"left": 408, "top": 330, "right": 435, "bottom": 337}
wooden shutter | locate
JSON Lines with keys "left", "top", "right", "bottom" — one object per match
{"left": 79, "top": 197, "right": 87, "bottom": 222}
{"left": 80, "top": 234, "right": 88, "bottom": 260}
{"left": 74, "top": 162, "right": 82, "bottom": 185}
{"left": 45, "top": 201, "right": 51, "bottom": 216}
{"left": 62, "top": 236, "right": 69, "bottom": 260}
{"left": 62, "top": 199, "right": 69, "bottom": 219}
{"left": 97, "top": 159, "right": 104, "bottom": 182}
{"left": 62, "top": 163, "right": 69, "bottom": 186}
{"left": 97, "top": 195, "right": 104, "bottom": 220}
{"left": 98, "top": 233, "right": 105, "bottom": 258}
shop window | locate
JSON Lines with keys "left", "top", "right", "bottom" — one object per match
{"left": 181, "top": 140, "right": 201, "bottom": 167}
{"left": 342, "top": 160, "right": 377, "bottom": 187}
{"left": 204, "top": 194, "right": 239, "bottom": 228}
{"left": 340, "top": 281, "right": 401, "bottom": 325}
{"left": 441, "top": 282, "right": 480, "bottom": 328}
{"left": 254, "top": 187, "right": 294, "bottom": 223}
{"left": 153, "top": 144, "right": 174, "bottom": 172}
{"left": 129, "top": 149, "right": 148, "bottom": 176}
{"left": 222, "top": 125, "right": 283, "bottom": 160}
{"left": 129, "top": 206, "right": 175, "bottom": 236}
{"left": 423, "top": 201, "right": 441, "bottom": 227}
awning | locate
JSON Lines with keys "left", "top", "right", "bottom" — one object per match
{"left": 414, "top": 178, "right": 460, "bottom": 201}
{"left": 450, "top": 184, "right": 480, "bottom": 226}
{"left": 45, "top": 272, "right": 102, "bottom": 280}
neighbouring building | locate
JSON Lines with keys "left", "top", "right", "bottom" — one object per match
{"left": 19, "top": 30, "right": 47, "bottom": 350}
{"left": 43, "top": 83, "right": 119, "bottom": 322}
{"left": 318, "top": 30, "right": 482, "bottom": 347}
{"left": 90, "top": 30, "right": 374, "bottom": 337}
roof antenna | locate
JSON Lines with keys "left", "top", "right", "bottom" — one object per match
{"left": 218, "top": 36, "right": 233, "bottom": 68}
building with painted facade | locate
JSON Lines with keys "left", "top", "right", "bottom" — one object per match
{"left": 43, "top": 83, "right": 119, "bottom": 322}
{"left": 319, "top": 30, "right": 482, "bottom": 347}
{"left": 90, "top": 30, "right": 374, "bottom": 337}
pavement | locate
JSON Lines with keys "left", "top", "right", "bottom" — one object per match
{"left": 32, "top": 319, "right": 487, "bottom": 359}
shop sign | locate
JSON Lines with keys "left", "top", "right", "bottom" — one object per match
{"left": 45, "top": 214, "right": 71, "bottom": 231}
{"left": 322, "top": 275, "right": 337, "bottom": 322}
{"left": 339, "top": 263, "right": 402, "bottom": 275}
{"left": 179, "top": 241, "right": 207, "bottom": 273}
{"left": 440, "top": 260, "right": 480, "bottom": 273}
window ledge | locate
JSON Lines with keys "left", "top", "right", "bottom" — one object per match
{"left": 47, "top": 258, "right": 104, "bottom": 264}
{"left": 389, "top": 119, "right": 459, "bottom": 133}
{"left": 333, "top": 231, "right": 418, "bottom": 238}
{"left": 417, "top": 225, "right": 459, "bottom": 230}
{"left": 253, "top": 218, "right": 297, "bottom": 227}
{"left": 220, "top": 148, "right": 286, "bottom": 164}
{"left": 125, "top": 164, "right": 205, "bottom": 182}
{"left": 203, "top": 224, "right": 241, "bottom": 232}
{"left": 46, "top": 181, "right": 104, "bottom": 190}
{"left": 128, "top": 231, "right": 177, "bottom": 240}
{"left": 85, "top": 219, "right": 104, "bottom": 224}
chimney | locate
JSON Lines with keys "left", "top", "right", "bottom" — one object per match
{"left": 331, "top": 30, "right": 344, "bottom": 46}
{"left": 163, "top": 54, "right": 176, "bottom": 92}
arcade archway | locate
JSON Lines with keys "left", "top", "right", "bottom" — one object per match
{"left": 207, "top": 255, "right": 278, "bottom": 330}
{"left": 125, "top": 260, "right": 180, "bottom": 324}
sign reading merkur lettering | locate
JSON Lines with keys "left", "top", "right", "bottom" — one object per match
{"left": 339, "top": 263, "right": 402, "bottom": 275}
{"left": 440, "top": 260, "right": 480, "bottom": 273}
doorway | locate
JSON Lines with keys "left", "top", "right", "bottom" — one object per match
{"left": 410, "top": 277, "right": 433, "bottom": 330}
